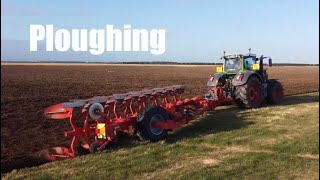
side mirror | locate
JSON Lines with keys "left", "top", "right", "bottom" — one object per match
{"left": 268, "top": 58, "right": 272, "bottom": 67}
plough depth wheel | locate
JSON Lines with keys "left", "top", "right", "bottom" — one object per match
{"left": 136, "top": 106, "right": 169, "bottom": 142}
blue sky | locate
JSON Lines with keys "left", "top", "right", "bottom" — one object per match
{"left": 1, "top": 0, "right": 319, "bottom": 63}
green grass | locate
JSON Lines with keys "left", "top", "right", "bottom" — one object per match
{"left": 3, "top": 93, "right": 319, "bottom": 180}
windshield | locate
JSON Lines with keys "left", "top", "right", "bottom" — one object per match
{"left": 224, "top": 58, "right": 241, "bottom": 73}
{"left": 244, "top": 57, "right": 256, "bottom": 70}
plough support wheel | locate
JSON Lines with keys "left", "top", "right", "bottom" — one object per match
{"left": 136, "top": 106, "right": 169, "bottom": 142}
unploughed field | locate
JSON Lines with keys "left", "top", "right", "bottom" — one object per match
{"left": 1, "top": 64, "right": 319, "bottom": 175}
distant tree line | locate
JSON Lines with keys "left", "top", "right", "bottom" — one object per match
{"left": 120, "top": 61, "right": 223, "bottom": 65}
{"left": 1, "top": 60, "right": 319, "bottom": 66}
{"left": 116, "top": 62, "right": 319, "bottom": 66}
{"left": 271, "top": 63, "right": 319, "bottom": 66}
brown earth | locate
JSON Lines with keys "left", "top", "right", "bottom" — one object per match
{"left": 1, "top": 65, "right": 319, "bottom": 173}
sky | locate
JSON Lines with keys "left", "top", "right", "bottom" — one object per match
{"left": 1, "top": 0, "right": 319, "bottom": 64}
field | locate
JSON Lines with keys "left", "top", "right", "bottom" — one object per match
{"left": 1, "top": 64, "right": 319, "bottom": 175}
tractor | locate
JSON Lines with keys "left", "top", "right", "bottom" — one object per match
{"left": 206, "top": 49, "right": 284, "bottom": 108}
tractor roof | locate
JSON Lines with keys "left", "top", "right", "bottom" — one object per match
{"left": 243, "top": 53, "right": 256, "bottom": 57}
{"left": 224, "top": 53, "right": 256, "bottom": 58}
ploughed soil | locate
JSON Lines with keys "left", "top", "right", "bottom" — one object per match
{"left": 1, "top": 65, "right": 319, "bottom": 173}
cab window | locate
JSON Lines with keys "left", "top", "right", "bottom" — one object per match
{"left": 244, "top": 57, "right": 255, "bottom": 70}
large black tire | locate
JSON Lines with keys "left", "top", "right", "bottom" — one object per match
{"left": 89, "top": 141, "right": 100, "bottom": 153}
{"left": 73, "top": 139, "right": 90, "bottom": 155}
{"left": 266, "top": 80, "right": 284, "bottom": 104}
{"left": 234, "top": 76, "right": 263, "bottom": 109}
{"left": 74, "top": 146, "right": 90, "bottom": 156}
{"left": 89, "top": 141, "right": 107, "bottom": 153}
{"left": 136, "top": 106, "right": 169, "bottom": 142}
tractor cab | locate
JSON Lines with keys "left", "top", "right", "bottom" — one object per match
{"left": 223, "top": 54, "right": 258, "bottom": 74}
{"left": 223, "top": 55, "right": 242, "bottom": 73}
{"left": 218, "top": 50, "right": 273, "bottom": 82}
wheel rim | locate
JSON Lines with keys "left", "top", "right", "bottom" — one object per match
{"left": 248, "top": 82, "right": 261, "bottom": 103}
{"left": 149, "top": 114, "right": 164, "bottom": 135}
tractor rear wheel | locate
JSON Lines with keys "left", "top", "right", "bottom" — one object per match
{"left": 136, "top": 106, "right": 169, "bottom": 142}
{"left": 234, "top": 76, "right": 263, "bottom": 109}
{"left": 266, "top": 80, "right": 284, "bottom": 104}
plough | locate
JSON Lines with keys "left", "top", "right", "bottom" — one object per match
{"left": 43, "top": 85, "right": 233, "bottom": 160}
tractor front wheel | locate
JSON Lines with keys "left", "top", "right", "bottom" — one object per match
{"left": 234, "top": 76, "right": 263, "bottom": 109}
{"left": 266, "top": 80, "right": 284, "bottom": 104}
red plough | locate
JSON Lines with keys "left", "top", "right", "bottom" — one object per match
{"left": 43, "top": 85, "right": 233, "bottom": 160}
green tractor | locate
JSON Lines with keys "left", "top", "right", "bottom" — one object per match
{"left": 206, "top": 49, "right": 284, "bottom": 109}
